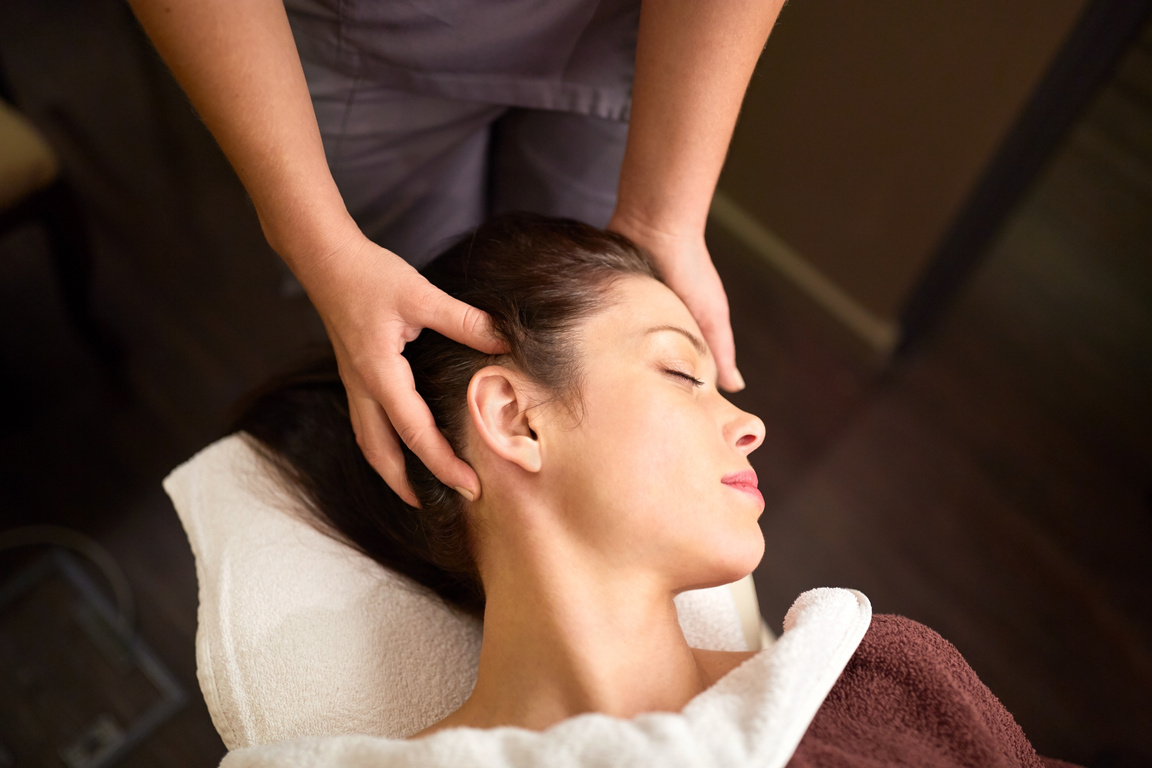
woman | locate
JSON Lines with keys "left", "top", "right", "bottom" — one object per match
{"left": 232, "top": 214, "right": 1073, "bottom": 766}
{"left": 239, "top": 211, "right": 764, "bottom": 734}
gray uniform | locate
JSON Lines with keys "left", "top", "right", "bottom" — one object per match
{"left": 286, "top": 0, "right": 640, "bottom": 265}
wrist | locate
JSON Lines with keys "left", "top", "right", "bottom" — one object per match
{"left": 259, "top": 195, "right": 371, "bottom": 278}
{"left": 609, "top": 208, "right": 707, "bottom": 260}
{"left": 610, "top": 190, "right": 709, "bottom": 241}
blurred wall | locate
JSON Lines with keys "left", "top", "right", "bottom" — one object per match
{"left": 715, "top": 0, "right": 1090, "bottom": 351}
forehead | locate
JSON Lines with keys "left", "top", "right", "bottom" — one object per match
{"left": 582, "top": 276, "right": 705, "bottom": 353}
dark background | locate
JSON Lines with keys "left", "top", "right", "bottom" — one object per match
{"left": 1, "top": 1, "right": 1149, "bottom": 766}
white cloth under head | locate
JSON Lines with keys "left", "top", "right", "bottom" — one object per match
{"left": 164, "top": 435, "right": 752, "bottom": 749}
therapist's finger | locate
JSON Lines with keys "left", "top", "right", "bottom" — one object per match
{"left": 348, "top": 390, "right": 420, "bottom": 507}
{"left": 370, "top": 354, "right": 482, "bottom": 503}
{"left": 699, "top": 304, "right": 743, "bottom": 393}
{"left": 414, "top": 285, "right": 508, "bottom": 356}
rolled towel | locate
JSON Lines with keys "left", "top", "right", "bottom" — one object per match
{"left": 790, "top": 614, "right": 1078, "bottom": 767}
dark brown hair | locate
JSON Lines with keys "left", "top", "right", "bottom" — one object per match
{"left": 234, "top": 214, "right": 659, "bottom": 616}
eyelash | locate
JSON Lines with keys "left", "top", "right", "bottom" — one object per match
{"left": 665, "top": 369, "right": 704, "bottom": 388}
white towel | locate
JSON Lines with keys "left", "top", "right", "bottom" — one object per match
{"left": 220, "top": 588, "right": 871, "bottom": 768}
{"left": 164, "top": 435, "right": 751, "bottom": 748}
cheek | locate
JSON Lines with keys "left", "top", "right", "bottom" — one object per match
{"left": 550, "top": 385, "right": 763, "bottom": 584}
{"left": 578, "top": 388, "right": 718, "bottom": 525}
{"left": 586, "top": 401, "right": 763, "bottom": 584}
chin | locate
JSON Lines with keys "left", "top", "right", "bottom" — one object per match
{"left": 678, "top": 525, "right": 765, "bottom": 591}
{"left": 722, "top": 530, "right": 766, "bottom": 584}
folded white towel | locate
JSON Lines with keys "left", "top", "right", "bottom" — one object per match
{"left": 220, "top": 588, "right": 871, "bottom": 768}
{"left": 164, "top": 435, "right": 751, "bottom": 748}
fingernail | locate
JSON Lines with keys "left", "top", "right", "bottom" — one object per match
{"left": 732, "top": 368, "right": 746, "bottom": 391}
{"left": 454, "top": 486, "right": 476, "bottom": 502}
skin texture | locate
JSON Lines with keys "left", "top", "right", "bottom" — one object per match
{"left": 416, "top": 276, "right": 767, "bottom": 735}
{"left": 126, "top": 0, "right": 783, "bottom": 505}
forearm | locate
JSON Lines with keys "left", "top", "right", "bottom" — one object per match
{"left": 614, "top": 0, "right": 784, "bottom": 239}
{"left": 128, "top": 0, "right": 362, "bottom": 279}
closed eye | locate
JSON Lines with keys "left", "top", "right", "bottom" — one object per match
{"left": 665, "top": 368, "right": 704, "bottom": 388}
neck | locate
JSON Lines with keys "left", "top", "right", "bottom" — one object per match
{"left": 453, "top": 527, "right": 708, "bottom": 731}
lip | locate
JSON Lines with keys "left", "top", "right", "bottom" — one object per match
{"left": 722, "top": 470, "right": 758, "bottom": 488}
{"left": 722, "top": 470, "right": 763, "bottom": 505}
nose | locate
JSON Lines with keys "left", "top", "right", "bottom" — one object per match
{"left": 725, "top": 402, "right": 765, "bottom": 456}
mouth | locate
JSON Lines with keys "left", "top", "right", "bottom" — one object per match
{"left": 722, "top": 470, "right": 763, "bottom": 506}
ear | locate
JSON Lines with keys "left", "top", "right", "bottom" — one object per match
{"left": 467, "top": 366, "right": 542, "bottom": 473}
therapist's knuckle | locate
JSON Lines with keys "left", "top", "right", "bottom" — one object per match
{"left": 396, "top": 421, "right": 431, "bottom": 453}
{"left": 459, "top": 305, "right": 488, "bottom": 338}
{"left": 358, "top": 364, "right": 393, "bottom": 397}
{"left": 406, "top": 284, "right": 439, "bottom": 318}
{"left": 359, "top": 439, "right": 388, "bottom": 469}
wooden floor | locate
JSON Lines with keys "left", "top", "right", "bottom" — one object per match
{"left": 0, "top": 2, "right": 1149, "bottom": 766}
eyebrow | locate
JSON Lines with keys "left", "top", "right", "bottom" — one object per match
{"left": 644, "top": 325, "right": 709, "bottom": 356}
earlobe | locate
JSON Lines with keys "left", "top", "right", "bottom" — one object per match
{"left": 468, "top": 366, "right": 542, "bottom": 473}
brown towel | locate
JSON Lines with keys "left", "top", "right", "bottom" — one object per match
{"left": 788, "top": 615, "right": 1078, "bottom": 767}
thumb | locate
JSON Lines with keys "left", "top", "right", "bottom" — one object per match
{"left": 700, "top": 313, "right": 744, "bottom": 393}
{"left": 419, "top": 288, "right": 508, "bottom": 355}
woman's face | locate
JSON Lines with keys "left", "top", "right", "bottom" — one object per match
{"left": 538, "top": 275, "right": 766, "bottom": 591}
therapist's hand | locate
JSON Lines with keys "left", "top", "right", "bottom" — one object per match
{"left": 603, "top": 0, "right": 782, "bottom": 394}
{"left": 301, "top": 235, "right": 506, "bottom": 506}
{"left": 609, "top": 214, "right": 743, "bottom": 393}
{"left": 126, "top": 0, "right": 508, "bottom": 503}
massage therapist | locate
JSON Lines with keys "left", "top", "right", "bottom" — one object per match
{"left": 127, "top": 0, "right": 784, "bottom": 503}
